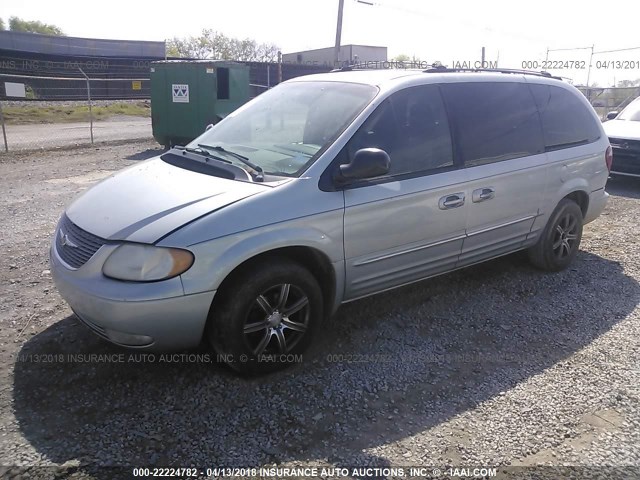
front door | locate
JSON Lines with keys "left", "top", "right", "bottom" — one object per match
{"left": 340, "top": 85, "right": 467, "bottom": 300}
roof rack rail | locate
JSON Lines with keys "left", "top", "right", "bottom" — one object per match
{"left": 330, "top": 64, "right": 362, "bottom": 72}
{"left": 423, "top": 65, "right": 562, "bottom": 80}
{"left": 330, "top": 64, "right": 404, "bottom": 72}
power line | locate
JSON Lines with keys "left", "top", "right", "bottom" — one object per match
{"left": 594, "top": 46, "right": 640, "bottom": 55}
{"left": 547, "top": 46, "right": 592, "bottom": 52}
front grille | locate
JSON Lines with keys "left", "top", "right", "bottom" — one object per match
{"left": 609, "top": 137, "right": 640, "bottom": 153}
{"left": 55, "top": 214, "right": 107, "bottom": 268}
{"left": 609, "top": 137, "right": 640, "bottom": 175}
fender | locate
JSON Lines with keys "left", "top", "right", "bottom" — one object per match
{"left": 528, "top": 171, "right": 591, "bottom": 242}
{"left": 173, "top": 214, "right": 345, "bottom": 299}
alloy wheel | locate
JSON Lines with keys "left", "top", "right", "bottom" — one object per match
{"left": 242, "top": 283, "right": 310, "bottom": 356}
{"left": 552, "top": 212, "right": 579, "bottom": 259}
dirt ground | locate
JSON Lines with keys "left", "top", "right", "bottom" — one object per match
{"left": 0, "top": 141, "right": 639, "bottom": 478}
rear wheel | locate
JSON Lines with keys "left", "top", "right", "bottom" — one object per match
{"left": 528, "top": 198, "right": 583, "bottom": 271}
{"left": 208, "top": 259, "right": 323, "bottom": 375}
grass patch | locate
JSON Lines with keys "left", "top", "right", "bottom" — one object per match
{"left": 1, "top": 102, "right": 151, "bottom": 125}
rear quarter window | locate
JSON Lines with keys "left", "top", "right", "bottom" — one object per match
{"left": 528, "top": 84, "right": 601, "bottom": 151}
{"left": 441, "top": 82, "right": 544, "bottom": 167}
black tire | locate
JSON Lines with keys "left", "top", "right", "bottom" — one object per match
{"left": 208, "top": 258, "right": 323, "bottom": 375}
{"left": 528, "top": 198, "right": 583, "bottom": 272}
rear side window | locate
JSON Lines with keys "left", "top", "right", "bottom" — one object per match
{"left": 347, "top": 84, "right": 454, "bottom": 177}
{"left": 441, "top": 82, "right": 544, "bottom": 166}
{"left": 528, "top": 84, "right": 600, "bottom": 151}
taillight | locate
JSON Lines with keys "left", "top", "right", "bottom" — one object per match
{"left": 605, "top": 145, "right": 613, "bottom": 172}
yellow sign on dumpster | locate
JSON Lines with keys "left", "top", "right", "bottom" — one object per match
{"left": 132, "top": 81, "right": 142, "bottom": 90}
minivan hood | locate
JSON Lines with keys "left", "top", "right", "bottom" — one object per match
{"left": 603, "top": 119, "right": 640, "bottom": 141}
{"left": 66, "top": 157, "right": 268, "bottom": 243}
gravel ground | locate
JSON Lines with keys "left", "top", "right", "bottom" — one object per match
{"left": 0, "top": 141, "right": 639, "bottom": 479}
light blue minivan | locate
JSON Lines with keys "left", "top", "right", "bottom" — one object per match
{"left": 51, "top": 68, "right": 610, "bottom": 374}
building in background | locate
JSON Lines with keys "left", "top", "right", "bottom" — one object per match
{"left": 0, "top": 30, "right": 165, "bottom": 76}
{"left": 0, "top": 30, "right": 165, "bottom": 99}
{"left": 282, "top": 44, "right": 387, "bottom": 68}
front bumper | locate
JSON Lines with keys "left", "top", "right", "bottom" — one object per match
{"left": 50, "top": 239, "right": 215, "bottom": 351}
{"left": 610, "top": 139, "right": 640, "bottom": 177}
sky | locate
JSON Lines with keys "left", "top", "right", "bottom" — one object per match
{"left": 1, "top": 0, "right": 640, "bottom": 86}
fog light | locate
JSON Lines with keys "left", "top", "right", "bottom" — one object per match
{"left": 105, "top": 329, "right": 153, "bottom": 346}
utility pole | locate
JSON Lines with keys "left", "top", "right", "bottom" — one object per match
{"left": 481, "top": 47, "right": 485, "bottom": 67}
{"left": 334, "top": 0, "right": 345, "bottom": 68}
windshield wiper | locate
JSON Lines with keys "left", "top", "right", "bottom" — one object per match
{"left": 198, "top": 144, "right": 264, "bottom": 181}
{"left": 176, "top": 145, "right": 233, "bottom": 164}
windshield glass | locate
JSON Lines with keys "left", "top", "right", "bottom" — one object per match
{"left": 618, "top": 97, "right": 640, "bottom": 121}
{"left": 189, "top": 81, "right": 378, "bottom": 177}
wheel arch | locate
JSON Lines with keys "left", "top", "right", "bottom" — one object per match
{"left": 563, "top": 189, "right": 589, "bottom": 218}
{"left": 210, "top": 245, "right": 338, "bottom": 323}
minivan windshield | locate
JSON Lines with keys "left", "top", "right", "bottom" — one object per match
{"left": 189, "top": 81, "right": 378, "bottom": 177}
{"left": 618, "top": 97, "right": 640, "bottom": 121}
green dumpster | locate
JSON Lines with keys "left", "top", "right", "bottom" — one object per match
{"left": 150, "top": 60, "right": 250, "bottom": 148}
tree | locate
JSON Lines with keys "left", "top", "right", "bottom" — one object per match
{"left": 9, "top": 16, "right": 65, "bottom": 35}
{"left": 617, "top": 79, "right": 640, "bottom": 87}
{"left": 392, "top": 54, "right": 411, "bottom": 62}
{"left": 166, "top": 30, "right": 279, "bottom": 62}
{"left": 0, "top": 18, "right": 5, "bottom": 31}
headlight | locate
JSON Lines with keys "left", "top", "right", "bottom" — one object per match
{"left": 102, "top": 244, "right": 194, "bottom": 282}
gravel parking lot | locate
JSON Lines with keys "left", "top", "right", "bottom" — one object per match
{"left": 0, "top": 141, "right": 639, "bottom": 478}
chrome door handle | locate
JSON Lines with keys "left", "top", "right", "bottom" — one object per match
{"left": 472, "top": 187, "right": 495, "bottom": 203}
{"left": 439, "top": 193, "right": 465, "bottom": 210}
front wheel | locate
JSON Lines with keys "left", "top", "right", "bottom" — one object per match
{"left": 528, "top": 198, "right": 583, "bottom": 272}
{"left": 208, "top": 259, "right": 323, "bottom": 375}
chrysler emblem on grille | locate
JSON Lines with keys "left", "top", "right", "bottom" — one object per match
{"left": 59, "top": 229, "right": 79, "bottom": 248}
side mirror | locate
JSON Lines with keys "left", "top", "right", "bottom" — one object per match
{"left": 337, "top": 148, "right": 390, "bottom": 182}
{"left": 606, "top": 111, "right": 618, "bottom": 120}
{"left": 205, "top": 123, "right": 214, "bottom": 131}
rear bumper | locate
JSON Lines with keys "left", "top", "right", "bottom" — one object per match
{"left": 584, "top": 189, "right": 609, "bottom": 225}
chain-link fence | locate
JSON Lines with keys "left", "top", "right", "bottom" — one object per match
{"left": 578, "top": 86, "right": 640, "bottom": 121}
{"left": 0, "top": 73, "right": 152, "bottom": 153}
{"left": 0, "top": 62, "right": 333, "bottom": 153}
{"left": 10, "top": 64, "right": 631, "bottom": 153}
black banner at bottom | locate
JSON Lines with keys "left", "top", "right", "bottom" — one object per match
{"left": 1, "top": 465, "right": 638, "bottom": 480}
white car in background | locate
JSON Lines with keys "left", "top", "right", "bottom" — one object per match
{"left": 603, "top": 96, "right": 640, "bottom": 177}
